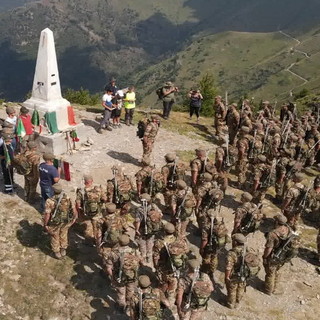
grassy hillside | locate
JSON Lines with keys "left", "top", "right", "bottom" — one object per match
{"left": 134, "top": 28, "right": 320, "bottom": 105}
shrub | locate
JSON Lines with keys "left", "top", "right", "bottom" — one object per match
{"left": 64, "top": 88, "right": 100, "bottom": 105}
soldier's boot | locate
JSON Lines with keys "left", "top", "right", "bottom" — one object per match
{"left": 60, "top": 248, "right": 67, "bottom": 257}
{"left": 125, "top": 120, "right": 130, "bottom": 126}
{"left": 54, "top": 251, "right": 62, "bottom": 260}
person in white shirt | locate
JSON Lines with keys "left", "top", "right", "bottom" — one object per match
{"left": 98, "top": 89, "right": 115, "bottom": 133}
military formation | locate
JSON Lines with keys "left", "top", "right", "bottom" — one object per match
{"left": 1, "top": 98, "right": 320, "bottom": 319}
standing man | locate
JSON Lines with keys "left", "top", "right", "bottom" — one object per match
{"left": 98, "top": 88, "right": 115, "bottom": 133}
{"left": 123, "top": 86, "right": 136, "bottom": 126}
{"left": 213, "top": 96, "right": 227, "bottom": 136}
{"left": 162, "top": 81, "right": 178, "bottom": 120}
{"left": 39, "top": 153, "right": 60, "bottom": 212}
{"left": 142, "top": 115, "right": 160, "bottom": 165}
{"left": 43, "top": 183, "right": 77, "bottom": 259}
{"left": 188, "top": 89, "right": 203, "bottom": 122}
{"left": 24, "top": 141, "right": 41, "bottom": 203}
{"left": 0, "top": 134, "right": 14, "bottom": 194}
{"left": 226, "top": 103, "right": 240, "bottom": 145}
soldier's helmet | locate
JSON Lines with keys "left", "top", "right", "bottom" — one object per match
{"left": 138, "top": 275, "right": 151, "bottom": 288}
{"left": 240, "top": 126, "right": 250, "bottom": 134}
{"left": 164, "top": 223, "right": 175, "bottom": 234}
{"left": 232, "top": 233, "right": 246, "bottom": 244}
{"left": 257, "top": 155, "right": 267, "bottom": 163}
{"left": 105, "top": 203, "right": 117, "bottom": 214}
{"left": 185, "top": 199, "right": 195, "bottom": 208}
{"left": 205, "top": 163, "right": 216, "bottom": 175}
{"left": 141, "top": 193, "right": 151, "bottom": 202}
{"left": 203, "top": 173, "right": 213, "bottom": 182}
{"left": 241, "top": 192, "right": 253, "bottom": 202}
{"left": 209, "top": 189, "right": 224, "bottom": 202}
{"left": 52, "top": 183, "right": 63, "bottom": 194}
{"left": 176, "top": 180, "right": 187, "bottom": 190}
{"left": 118, "top": 234, "right": 130, "bottom": 246}
{"left": 293, "top": 173, "right": 304, "bottom": 182}
{"left": 274, "top": 214, "right": 287, "bottom": 225}
{"left": 165, "top": 153, "right": 176, "bottom": 162}
{"left": 188, "top": 259, "right": 200, "bottom": 270}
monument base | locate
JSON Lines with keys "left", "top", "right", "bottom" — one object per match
{"left": 37, "top": 123, "right": 87, "bottom": 155}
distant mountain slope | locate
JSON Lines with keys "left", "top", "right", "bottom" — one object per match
{"left": 1, "top": 0, "right": 320, "bottom": 100}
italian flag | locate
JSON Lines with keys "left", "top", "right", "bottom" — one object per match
{"left": 16, "top": 118, "right": 26, "bottom": 138}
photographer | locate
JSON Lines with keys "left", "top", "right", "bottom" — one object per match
{"left": 188, "top": 89, "right": 203, "bottom": 122}
{"left": 162, "top": 81, "right": 178, "bottom": 120}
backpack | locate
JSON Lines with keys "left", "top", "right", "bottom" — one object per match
{"left": 208, "top": 221, "right": 228, "bottom": 250}
{"left": 168, "top": 239, "right": 188, "bottom": 269}
{"left": 145, "top": 210, "right": 162, "bottom": 235}
{"left": 147, "top": 172, "right": 164, "bottom": 196}
{"left": 49, "top": 194, "right": 73, "bottom": 225}
{"left": 102, "top": 215, "right": 123, "bottom": 246}
{"left": 270, "top": 232, "right": 300, "bottom": 265}
{"left": 232, "top": 248, "right": 260, "bottom": 281}
{"left": 156, "top": 87, "right": 164, "bottom": 100}
{"left": 190, "top": 276, "right": 212, "bottom": 308}
{"left": 119, "top": 250, "right": 140, "bottom": 283}
{"left": 137, "top": 118, "right": 150, "bottom": 139}
{"left": 12, "top": 153, "right": 32, "bottom": 175}
{"left": 141, "top": 290, "right": 161, "bottom": 320}
{"left": 84, "top": 186, "right": 102, "bottom": 216}
{"left": 239, "top": 204, "right": 261, "bottom": 234}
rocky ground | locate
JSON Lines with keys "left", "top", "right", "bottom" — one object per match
{"left": 0, "top": 107, "right": 319, "bottom": 320}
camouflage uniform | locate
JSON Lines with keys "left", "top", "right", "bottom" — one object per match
{"left": 24, "top": 146, "right": 41, "bottom": 203}
{"left": 275, "top": 154, "right": 291, "bottom": 203}
{"left": 214, "top": 96, "right": 227, "bottom": 136}
{"left": 142, "top": 117, "right": 159, "bottom": 164}
{"left": 106, "top": 170, "right": 134, "bottom": 207}
{"left": 200, "top": 216, "right": 229, "bottom": 280}
{"left": 177, "top": 268, "right": 214, "bottom": 320}
{"left": 105, "top": 236, "right": 141, "bottom": 311}
{"left": 158, "top": 238, "right": 189, "bottom": 304}
{"left": 225, "top": 236, "right": 247, "bottom": 309}
{"left": 263, "top": 217, "right": 291, "bottom": 295}
{"left": 44, "top": 187, "right": 75, "bottom": 258}
{"left": 226, "top": 104, "right": 240, "bottom": 145}
{"left": 135, "top": 196, "right": 163, "bottom": 265}
{"left": 75, "top": 183, "right": 107, "bottom": 245}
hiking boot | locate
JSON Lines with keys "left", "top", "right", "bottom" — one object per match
{"left": 97, "top": 128, "right": 103, "bottom": 134}
{"left": 125, "top": 121, "right": 130, "bottom": 126}
{"left": 106, "top": 126, "right": 113, "bottom": 131}
{"left": 60, "top": 248, "right": 67, "bottom": 257}
{"left": 54, "top": 252, "right": 62, "bottom": 260}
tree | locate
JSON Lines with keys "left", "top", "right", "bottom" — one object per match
{"left": 199, "top": 73, "right": 218, "bottom": 116}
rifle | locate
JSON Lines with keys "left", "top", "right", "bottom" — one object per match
{"left": 149, "top": 166, "right": 155, "bottom": 196}
{"left": 138, "top": 287, "right": 143, "bottom": 320}
{"left": 262, "top": 126, "right": 270, "bottom": 153}
{"left": 248, "top": 130, "right": 257, "bottom": 159}
{"left": 112, "top": 167, "right": 120, "bottom": 204}
{"left": 272, "top": 231, "right": 298, "bottom": 262}
{"left": 240, "top": 204, "right": 262, "bottom": 234}
{"left": 306, "top": 140, "right": 320, "bottom": 156}
{"left": 299, "top": 181, "right": 312, "bottom": 210}
{"left": 142, "top": 199, "right": 148, "bottom": 236}
{"left": 164, "top": 242, "right": 180, "bottom": 278}
{"left": 183, "top": 267, "right": 200, "bottom": 311}
{"left": 203, "top": 151, "right": 210, "bottom": 174}
{"left": 176, "top": 187, "right": 190, "bottom": 222}
{"left": 225, "top": 135, "right": 231, "bottom": 167}
{"left": 117, "top": 250, "right": 124, "bottom": 283}
{"left": 239, "top": 244, "right": 247, "bottom": 282}
{"left": 262, "top": 159, "right": 278, "bottom": 188}
{"left": 169, "top": 160, "right": 178, "bottom": 188}
{"left": 51, "top": 192, "right": 64, "bottom": 221}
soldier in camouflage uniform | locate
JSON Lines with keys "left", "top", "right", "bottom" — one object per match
{"left": 190, "top": 148, "right": 213, "bottom": 187}
{"left": 200, "top": 210, "right": 229, "bottom": 281}
{"left": 158, "top": 237, "right": 190, "bottom": 304}
{"left": 75, "top": 174, "right": 107, "bottom": 245}
{"left": 282, "top": 173, "right": 305, "bottom": 229}
{"left": 176, "top": 259, "right": 214, "bottom": 320}
{"left": 226, "top": 103, "right": 240, "bottom": 145}
{"left": 225, "top": 233, "right": 248, "bottom": 309}
{"left": 106, "top": 166, "right": 134, "bottom": 207}
{"left": 105, "top": 234, "right": 142, "bottom": 314}
{"left": 263, "top": 214, "right": 292, "bottom": 295}
{"left": 23, "top": 141, "right": 41, "bottom": 203}
{"left": 305, "top": 176, "right": 320, "bottom": 224}
{"left": 99, "top": 203, "right": 130, "bottom": 267}
{"left": 266, "top": 126, "right": 281, "bottom": 161}
{"left": 235, "top": 126, "right": 251, "bottom": 188}
{"left": 142, "top": 115, "right": 160, "bottom": 164}
{"left": 213, "top": 96, "right": 227, "bottom": 136}
{"left": 43, "top": 183, "right": 77, "bottom": 259}
{"left": 134, "top": 193, "right": 163, "bottom": 266}
{"left": 171, "top": 180, "right": 196, "bottom": 236}
{"left": 129, "top": 275, "right": 170, "bottom": 320}
{"left": 233, "top": 192, "right": 262, "bottom": 235}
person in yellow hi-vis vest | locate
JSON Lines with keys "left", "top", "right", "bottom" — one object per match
{"left": 123, "top": 86, "right": 136, "bottom": 126}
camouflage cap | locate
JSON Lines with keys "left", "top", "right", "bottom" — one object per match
{"left": 141, "top": 193, "right": 151, "bottom": 202}
{"left": 203, "top": 173, "right": 213, "bottom": 182}
{"left": 119, "top": 234, "right": 130, "bottom": 246}
{"left": 83, "top": 174, "right": 93, "bottom": 182}
{"left": 274, "top": 214, "right": 287, "bottom": 225}
{"left": 52, "top": 183, "right": 62, "bottom": 194}
{"left": 27, "top": 141, "right": 37, "bottom": 149}
{"left": 188, "top": 259, "right": 200, "bottom": 270}
{"left": 138, "top": 275, "right": 151, "bottom": 288}
{"left": 241, "top": 126, "right": 250, "bottom": 133}
{"left": 5, "top": 106, "right": 15, "bottom": 114}
{"left": 43, "top": 153, "right": 55, "bottom": 161}
{"left": 258, "top": 155, "right": 267, "bottom": 162}
{"left": 207, "top": 209, "right": 216, "bottom": 218}
{"left": 231, "top": 102, "right": 238, "bottom": 107}
{"left": 106, "top": 203, "right": 117, "bottom": 214}
{"left": 185, "top": 199, "right": 195, "bottom": 208}
{"left": 165, "top": 153, "right": 176, "bottom": 162}
{"left": 195, "top": 147, "right": 206, "bottom": 153}
{"left": 164, "top": 222, "right": 175, "bottom": 234}
{"left": 293, "top": 173, "right": 304, "bottom": 182}
{"left": 262, "top": 101, "right": 270, "bottom": 105}
{"left": 290, "top": 135, "right": 299, "bottom": 142}
{"left": 176, "top": 180, "right": 187, "bottom": 189}
{"left": 232, "top": 233, "right": 246, "bottom": 244}
{"left": 241, "top": 192, "right": 253, "bottom": 202}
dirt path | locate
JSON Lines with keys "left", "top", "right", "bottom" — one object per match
{"left": 0, "top": 108, "right": 319, "bottom": 320}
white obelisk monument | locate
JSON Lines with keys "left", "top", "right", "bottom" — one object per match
{"left": 23, "top": 28, "right": 70, "bottom": 131}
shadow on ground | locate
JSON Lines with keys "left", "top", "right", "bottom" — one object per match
{"left": 107, "top": 150, "right": 140, "bottom": 166}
